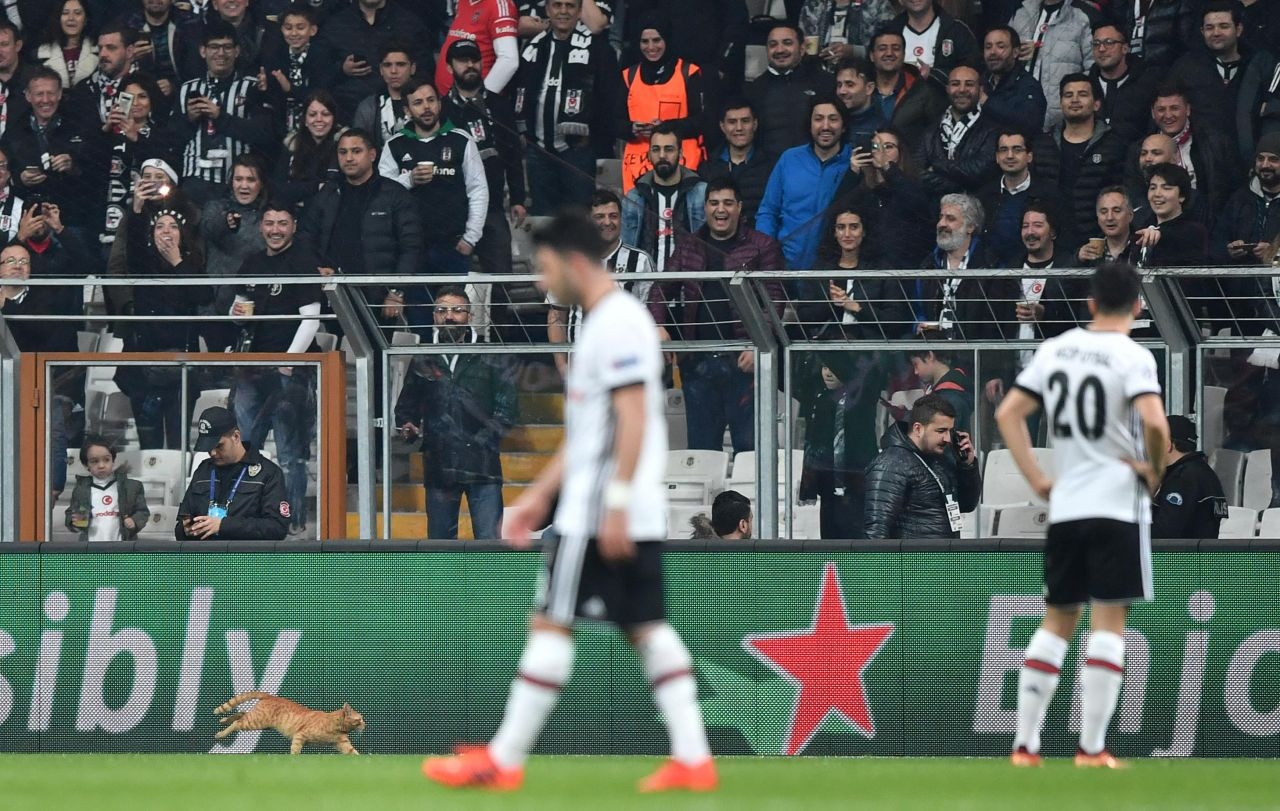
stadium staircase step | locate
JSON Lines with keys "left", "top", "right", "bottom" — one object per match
{"left": 347, "top": 391, "right": 562, "bottom": 540}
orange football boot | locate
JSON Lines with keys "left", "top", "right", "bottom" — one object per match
{"left": 637, "top": 758, "right": 719, "bottom": 793}
{"left": 421, "top": 746, "right": 524, "bottom": 791}
{"left": 1010, "top": 746, "right": 1043, "bottom": 767}
{"left": 1074, "top": 749, "right": 1127, "bottom": 769}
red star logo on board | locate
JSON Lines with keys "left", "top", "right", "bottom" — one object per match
{"left": 742, "top": 562, "right": 895, "bottom": 755}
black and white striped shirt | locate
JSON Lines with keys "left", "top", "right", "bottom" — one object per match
{"left": 177, "top": 73, "right": 260, "bottom": 183}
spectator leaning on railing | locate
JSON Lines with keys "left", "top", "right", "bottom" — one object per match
{"left": 864, "top": 392, "right": 980, "bottom": 540}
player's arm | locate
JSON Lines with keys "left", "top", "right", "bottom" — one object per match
{"left": 547, "top": 305, "right": 569, "bottom": 377}
{"left": 598, "top": 383, "right": 645, "bottom": 562}
{"left": 502, "top": 448, "right": 565, "bottom": 547}
{"left": 995, "top": 387, "right": 1051, "bottom": 501}
{"left": 1130, "top": 392, "right": 1169, "bottom": 494}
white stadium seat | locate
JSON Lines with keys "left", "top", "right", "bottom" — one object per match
{"left": 1209, "top": 449, "right": 1244, "bottom": 508}
{"left": 138, "top": 506, "right": 178, "bottom": 538}
{"left": 982, "top": 448, "right": 1054, "bottom": 507}
{"left": 666, "top": 504, "right": 709, "bottom": 538}
{"left": 961, "top": 509, "right": 996, "bottom": 540}
{"left": 996, "top": 505, "right": 1050, "bottom": 538}
{"left": 1241, "top": 450, "right": 1273, "bottom": 511}
{"left": 665, "top": 450, "right": 730, "bottom": 504}
{"left": 1218, "top": 506, "right": 1258, "bottom": 539}
{"left": 1258, "top": 508, "right": 1280, "bottom": 539}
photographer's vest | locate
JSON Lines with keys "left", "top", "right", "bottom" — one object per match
{"left": 621, "top": 59, "right": 704, "bottom": 193}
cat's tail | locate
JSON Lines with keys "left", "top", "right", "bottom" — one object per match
{"left": 214, "top": 691, "right": 273, "bottom": 715}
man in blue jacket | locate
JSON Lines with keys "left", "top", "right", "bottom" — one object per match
{"left": 755, "top": 94, "right": 851, "bottom": 269}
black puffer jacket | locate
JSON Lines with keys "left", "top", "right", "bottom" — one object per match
{"left": 1032, "top": 122, "right": 1127, "bottom": 249}
{"left": 745, "top": 60, "right": 831, "bottom": 158}
{"left": 864, "top": 421, "right": 980, "bottom": 540}
{"left": 300, "top": 175, "right": 422, "bottom": 303}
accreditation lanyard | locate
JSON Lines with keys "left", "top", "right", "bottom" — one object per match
{"left": 208, "top": 465, "right": 248, "bottom": 520}
{"left": 914, "top": 452, "right": 963, "bottom": 532}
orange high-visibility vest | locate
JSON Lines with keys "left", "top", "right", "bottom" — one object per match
{"left": 621, "top": 58, "right": 704, "bottom": 193}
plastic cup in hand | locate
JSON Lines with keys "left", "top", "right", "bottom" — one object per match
{"left": 234, "top": 294, "right": 255, "bottom": 317}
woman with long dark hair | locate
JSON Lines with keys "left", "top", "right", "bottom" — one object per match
{"left": 812, "top": 203, "right": 909, "bottom": 338}
{"left": 273, "top": 90, "right": 344, "bottom": 209}
{"left": 36, "top": 0, "right": 96, "bottom": 87}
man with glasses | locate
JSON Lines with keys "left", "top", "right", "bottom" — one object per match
{"left": 979, "top": 130, "right": 1053, "bottom": 265}
{"left": 168, "top": 20, "right": 276, "bottom": 203}
{"left": 395, "top": 285, "right": 518, "bottom": 540}
{"left": 1087, "top": 22, "right": 1159, "bottom": 144}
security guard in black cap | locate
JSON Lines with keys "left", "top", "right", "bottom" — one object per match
{"left": 176, "top": 406, "right": 289, "bottom": 540}
{"left": 1152, "top": 415, "right": 1228, "bottom": 539}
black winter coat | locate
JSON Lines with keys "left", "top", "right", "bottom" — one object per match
{"left": 864, "top": 421, "right": 980, "bottom": 539}
{"left": 886, "top": 6, "right": 979, "bottom": 83}
{"left": 916, "top": 239, "right": 1018, "bottom": 340}
{"left": 980, "top": 68, "right": 1047, "bottom": 138}
{"left": 1032, "top": 123, "right": 1128, "bottom": 249}
{"left": 177, "top": 444, "right": 289, "bottom": 540}
{"left": 831, "top": 165, "right": 934, "bottom": 270}
{"left": 698, "top": 146, "right": 775, "bottom": 228}
{"left": 745, "top": 60, "right": 831, "bottom": 158}
{"left": 916, "top": 113, "right": 1001, "bottom": 198}
{"left": 1117, "top": 0, "right": 1200, "bottom": 69}
{"left": 1090, "top": 58, "right": 1160, "bottom": 145}
{"left": 1210, "top": 178, "right": 1280, "bottom": 264}
{"left": 1152, "top": 452, "right": 1227, "bottom": 539}
{"left": 319, "top": 2, "right": 436, "bottom": 118}
{"left": 300, "top": 176, "right": 422, "bottom": 304}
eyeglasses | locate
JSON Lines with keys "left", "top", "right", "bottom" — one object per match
{"left": 434, "top": 305, "right": 469, "bottom": 315}
{"left": 871, "top": 143, "right": 897, "bottom": 151}
{"left": 2, "top": 256, "right": 30, "bottom": 266}
{"left": 205, "top": 42, "right": 237, "bottom": 52}
{"left": 0, "top": 162, "right": 9, "bottom": 169}
{"left": 1091, "top": 38, "right": 1124, "bottom": 48}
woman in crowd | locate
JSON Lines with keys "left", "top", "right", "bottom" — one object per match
{"left": 273, "top": 90, "right": 344, "bottom": 210}
{"left": 618, "top": 14, "right": 705, "bottom": 193}
{"left": 201, "top": 154, "right": 268, "bottom": 348}
{"left": 812, "top": 203, "right": 910, "bottom": 338}
{"left": 35, "top": 0, "right": 96, "bottom": 88}
{"left": 113, "top": 207, "right": 211, "bottom": 449}
{"left": 94, "top": 72, "right": 169, "bottom": 257}
{"left": 106, "top": 159, "right": 201, "bottom": 311}
{"left": 830, "top": 126, "right": 933, "bottom": 269}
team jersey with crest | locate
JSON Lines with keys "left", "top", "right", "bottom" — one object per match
{"left": 554, "top": 290, "right": 667, "bottom": 539}
{"left": 436, "top": 0, "right": 519, "bottom": 93}
{"left": 1014, "top": 327, "right": 1161, "bottom": 525}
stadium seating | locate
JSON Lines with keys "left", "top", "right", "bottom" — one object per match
{"left": 1258, "top": 508, "right": 1280, "bottom": 539}
{"left": 995, "top": 505, "right": 1050, "bottom": 538}
{"left": 665, "top": 450, "right": 731, "bottom": 504}
{"left": 138, "top": 506, "right": 178, "bottom": 538}
{"left": 1202, "top": 387, "right": 1226, "bottom": 454}
{"left": 1219, "top": 506, "right": 1259, "bottom": 539}
{"left": 960, "top": 509, "right": 996, "bottom": 540}
{"left": 981, "top": 448, "right": 1054, "bottom": 507}
{"left": 1241, "top": 450, "right": 1273, "bottom": 511}
{"left": 667, "top": 504, "right": 709, "bottom": 538}
{"left": 1209, "top": 449, "right": 1244, "bottom": 507}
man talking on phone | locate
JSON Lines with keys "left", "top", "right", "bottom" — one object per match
{"left": 864, "top": 393, "right": 981, "bottom": 539}
{"left": 176, "top": 406, "right": 289, "bottom": 540}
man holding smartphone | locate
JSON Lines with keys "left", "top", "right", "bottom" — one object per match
{"left": 864, "top": 393, "right": 981, "bottom": 540}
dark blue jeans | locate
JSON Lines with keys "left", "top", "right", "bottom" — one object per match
{"left": 526, "top": 142, "right": 596, "bottom": 215}
{"left": 427, "top": 481, "right": 503, "bottom": 540}
{"left": 232, "top": 372, "right": 314, "bottom": 529}
{"left": 681, "top": 354, "right": 755, "bottom": 454}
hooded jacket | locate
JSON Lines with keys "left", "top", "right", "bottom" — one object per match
{"left": 864, "top": 420, "right": 980, "bottom": 539}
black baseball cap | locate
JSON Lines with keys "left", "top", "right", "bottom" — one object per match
{"left": 1168, "top": 415, "right": 1197, "bottom": 447}
{"left": 194, "top": 406, "right": 237, "bottom": 452}
{"left": 447, "top": 39, "right": 482, "bottom": 62}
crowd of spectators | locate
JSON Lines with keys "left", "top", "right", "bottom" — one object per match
{"left": 0, "top": 0, "right": 1276, "bottom": 540}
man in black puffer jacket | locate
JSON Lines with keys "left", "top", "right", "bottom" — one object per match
{"left": 864, "top": 393, "right": 980, "bottom": 540}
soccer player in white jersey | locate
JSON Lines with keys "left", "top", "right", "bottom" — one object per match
{"left": 994, "top": 262, "right": 1170, "bottom": 768}
{"left": 422, "top": 211, "right": 716, "bottom": 792}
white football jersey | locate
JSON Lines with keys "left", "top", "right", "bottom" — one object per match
{"left": 1014, "top": 327, "right": 1161, "bottom": 525}
{"left": 553, "top": 290, "right": 668, "bottom": 539}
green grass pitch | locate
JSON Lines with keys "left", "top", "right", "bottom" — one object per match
{"left": 3, "top": 754, "right": 1277, "bottom": 810}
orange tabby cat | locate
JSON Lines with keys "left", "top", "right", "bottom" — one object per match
{"left": 213, "top": 692, "right": 365, "bottom": 754}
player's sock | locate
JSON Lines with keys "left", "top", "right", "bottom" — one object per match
{"left": 638, "top": 623, "right": 711, "bottom": 765}
{"left": 1013, "top": 628, "right": 1069, "bottom": 754}
{"left": 1079, "top": 630, "right": 1125, "bottom": 755}
{"left": 488, "top": 630, "right": 575, "bottom": 769}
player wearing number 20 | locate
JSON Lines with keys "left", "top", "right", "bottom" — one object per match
{"left": 995, "top": 261, "right": 1170, "bottom": 768}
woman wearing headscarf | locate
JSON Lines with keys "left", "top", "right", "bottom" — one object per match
{"left": 618, "top": 13, "right": 706, "bottom": 193}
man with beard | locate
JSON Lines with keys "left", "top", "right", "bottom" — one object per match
{"left": 1013, "top": 201, "right": 1084, "bottom": 342}
{"left": 979, "top": 26, "right": 1046, "bottom": 137}
{"left": 649, "top": 177, "right": 785, "bottom": 454}
{"left": 1032, "top": 74, "right": 1127, "bottom": 250}
{"left": 395, "top": 285, "right": 518, "bottom": 541}
{"left": 380, "top": 78, "right": 488, "bottom": 332}
{"left": 351, "top": 41, "right": 417, "bottom": 147}
{"left": 434, "top": 0, "right": 519, "bottom": 96}
{"left": 228, "top": 201, "right": 323, "bottom": 536}
{"left": 756, "top": 94, "right": 851, "bottom": 269}
{"left": 918, "top": 66, "right": 1000, "bottom": 198}
{"left": 1213, "top": 132, "right": 1280, "bottom": 263}
{"left": 68, "top": 23, "right": 137, "bottom": 129}
{"left": 1088, "top": 22, "right": 1159, "bottom": 145}
{"left": 443, "top": 39, "right": 527, "bottom": 281}
{"left": 868, "top": 29, "right": 946, "bottom": 149}
{"left": 864, "top": 393, "right": 980, "bottom": 540}
{"left": 913, "top": 192, "right": 1015, "bottom": 341}
{"left": 621, "top": 124, "right": 706, "bottom": 273}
